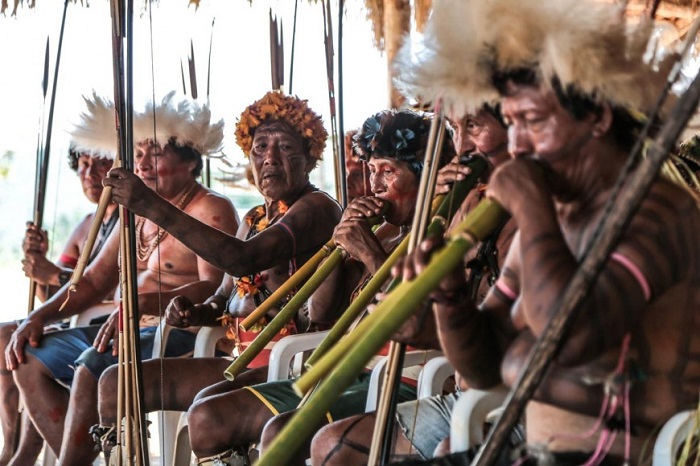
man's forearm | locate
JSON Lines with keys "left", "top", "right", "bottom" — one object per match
{"left": 434, "top": 294, "right": 502, "bottom": 389}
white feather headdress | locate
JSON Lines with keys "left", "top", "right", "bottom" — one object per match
{"left": 132, "top": 92, "right": 224, "bottom": 156}
{"left": 395, "top": 0, "right": 676, "bottom": 118}
{"left": 69, "top": 92, "right": 117, "bottom": 160}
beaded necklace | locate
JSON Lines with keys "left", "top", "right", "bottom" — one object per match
{"left": 134, "top": 181, "right": 199, "bottom": 262}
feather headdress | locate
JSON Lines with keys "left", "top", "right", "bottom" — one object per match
{"left": 132, "top": 91, "right": 224, "bottom": 156}
{"left": 69, "top": 92, "right": 117, "bottom": 160}
{"left": 234, "top": 90, "right": 328, "bottom": 165}
{"left": 395, "top": 0, "right": 677, "bottom": 118}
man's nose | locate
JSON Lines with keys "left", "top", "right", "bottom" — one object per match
{"left": 454, "top": 133, "right": 476, "bottom": 156}
{"left": 136, "top": 153, "right": 153, "bottom": 171}
{"left": 508, "top": 126, "right": 533, "bottom": 159}
{"left": 370, "top": 175, "right": 384, "bottom": 194}
{"left": 263, "top": 144, "right": 282, "bottom": 165}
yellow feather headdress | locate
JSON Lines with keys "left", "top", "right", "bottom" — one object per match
{"left": 234, "top": 90, "right": 328, "bottom": 165}
{"left": 395, "top": 0, "right": 677, "bottom": 119}
{"left": 132, "top": 91, "right": 224, "bottom": 157}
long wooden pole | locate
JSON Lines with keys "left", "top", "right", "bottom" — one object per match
{"left": 368, "top": 113, "right": 445, "bottom": 465}
{"left": 28, "top": 0, "right": 69, "bottom": 312}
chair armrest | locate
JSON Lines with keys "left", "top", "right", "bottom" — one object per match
{"left": 652, "top": 410, "right": 698, "bottom": 466}
{"left": 267, "top": 331, "right": 331, "bottom": 382}
{"left": 416, "top": 356, "right": 454, "bottom": 399}
{"left": 152, "top": 319, "right": 173, "bottom": 359}
{"left": 69, "top": 301, "right": 115, "bottom": 328}
{"left": 450, "top": 385, "right": 508, "bottom": 452}
{"left": 193, "top": 326, "right": 227, "bottom": 358}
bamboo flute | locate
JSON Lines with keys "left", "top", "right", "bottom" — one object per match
{"left": 225, "top": 208, "right": 389, "bottom": 379}
{"left": 223, "top": 247, "right": 346, "bottom": 380}
{"left": 294, "top": 199, "right": 505, "bottom": 396}
{"left": 256, "top": 199, "right": 506, "bottom": 466}
{"left": 239, "top": 238, "right": 336, "bottom": 330}
{"left": 239, "top": 204, "right": 387, "bottom": 332}
{"left": 304, "top": 155, "right": 487, "bottom": 369}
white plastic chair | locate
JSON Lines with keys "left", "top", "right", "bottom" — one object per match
{"left": 168, "top": 329, "right": 330, "bottom": 466}
{"left": 151, "top": 322, "right": 226, "bottom": 466}
{"left": 652, "top": 410, "right": 699, "bottom": 466}
{"left": 365, "top": 350, "right": 446, "bottom": 412}
{"left": 449, "top": 385, "right": 509, "bottom": 452}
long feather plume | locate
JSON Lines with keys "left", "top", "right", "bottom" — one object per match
{"left": 395, "top": 0, "right": 678, "bottom": 118}
{"left": 69, "top": 92, "right": 118, "bottom": 159}
{"left": 132, "top": 92, "right": 224, "bottom": 156}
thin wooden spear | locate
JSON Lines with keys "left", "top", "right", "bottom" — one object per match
{"left": 322, "top": 0, "right": 346, "bottom": 207}
{"left": 28, "top": 0, "right": 69, "bottom": 312}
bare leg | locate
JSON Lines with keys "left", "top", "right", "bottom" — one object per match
{"left": 57, "top": 366, "right": 99, "bottom": 466}
{"left": 0, "top": 322, "right": 19, "bottom": 465}
{"left": 12, "top": 353, "right": 69, "bottom": 457}
{"left": 309, "top": 413, "right": 419, "bottom": 466}
{"left": 5, "top": 411, "right": 44, "bottom": 466}
{"left": 98, "top": 358, "right": 266, "bottom": 426}
{"left": 259, "top": 410, "right": 328, "bottom": 466}
{"left": 188, "top": 387, "right": 276, "bottom": 458}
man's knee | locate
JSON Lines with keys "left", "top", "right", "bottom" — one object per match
{"left": 260, "top": 411, "right": 294, "bottom": 450}
{"left": 98, "top": 365, "right": 119, "bottom": 422}
{"left": 310, "top": 416, "right": 368, "bottom": 464}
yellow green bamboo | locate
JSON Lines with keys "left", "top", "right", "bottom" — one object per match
{"left": 256, "top": 199, "right": 506, "bottom": 466}
{"left": 304, "top": 155, "right": 488, "bottom": 369}
{"left": 294, "top": 198, "right": 504, "bottom": 395}
{"left": 239, "top": 238, "right": 335, "bottom": 330}
{"left": 223, "top": 247, "right": 346, "bottom": 380}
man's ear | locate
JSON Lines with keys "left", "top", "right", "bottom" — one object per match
{"left": 304, "top": 154, "right": 316, "bottom": 173}
{"left": 591, "top": 103, "right": 613, "bottom": 138}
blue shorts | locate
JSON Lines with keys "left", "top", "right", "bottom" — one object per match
{"left": 26, "top": 325, "right": 196, "bottom": 387}
{"left": 395, "top": 392, "right": 460, "bottom": 459}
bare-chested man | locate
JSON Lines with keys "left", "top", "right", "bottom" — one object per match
{"left": 310, "top": 105, "right": 518, "bottom": 464}
{"left": 5, "top": 93, "right": 239, "bottom": 466}
{"left": 95, "top": 91, "right": 341, "bottom": 461}
{"left": 384, "top": 0, "right": 700, "bottom": 464}
{"left": 0, "top": 94, "right": 120, "bottom": 466}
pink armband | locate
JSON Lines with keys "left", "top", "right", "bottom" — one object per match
{"left": 611, "top": 252, "right": 651, "bottom": 302}
{"left": 495, "top": 279, "right": 518, "bottom": 301}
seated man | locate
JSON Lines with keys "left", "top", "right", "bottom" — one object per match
{"left": 6, "top": 93, "right": 240, "bottom": 466}
{"left": 0, "top": 93, "right": 119, "bottom": 466}
{"left": 95, "top": 91, "right": 341, "bottom": 456}
{"left": 181, "top": 109, "right": 444, "bottom": 466}
{"left": 309, "top": 104, "right": 518, "bottom": 464}
{"left": 381, "top": 0, "right": 700, "bottom": 463}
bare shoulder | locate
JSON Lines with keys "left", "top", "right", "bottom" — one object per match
{"left": 285, "top": 189, "right": 342, "bottom": 221}
{"left": 184, "top": 186, "right": 240, "bottom": 234}
{"left": 625, "top": 179, "right": 700, "bottom": 240}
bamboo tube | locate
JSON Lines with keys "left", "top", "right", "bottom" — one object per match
{"left": 223, "top": 248, "right": 347, "bottom": 380}
{"left": 239, "top": 239, "right": 335, "bottom": 330}
{"left": 68, "top": 158, "right": 121, "bottom": 292}
{"left": 256, "top": 199, "right": 506, "bottom": 466}
{"left": 304, "top": 155, "right": 488, "bottom": 369}
{"left": 295, "top": 199, "right": 505, "bottom": 396}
